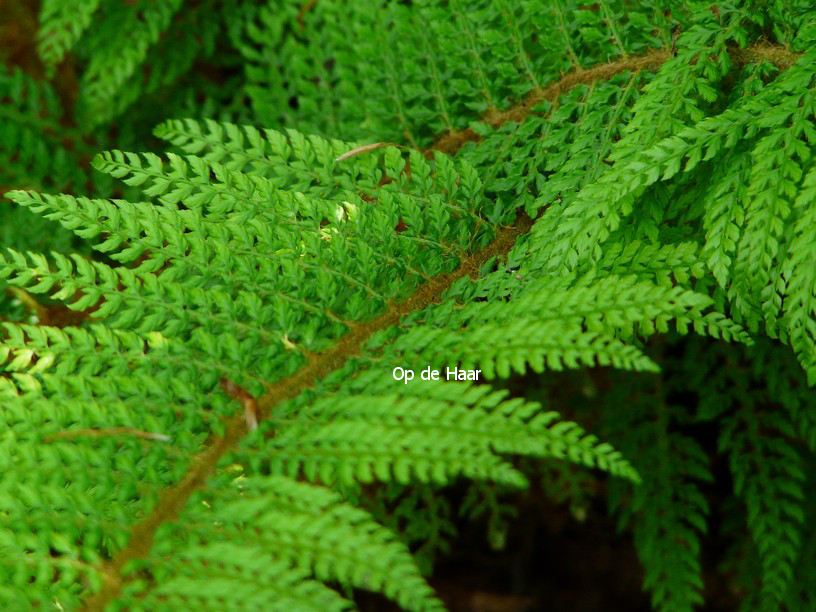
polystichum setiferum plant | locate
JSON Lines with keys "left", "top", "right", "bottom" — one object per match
{"left": 1, "top": 1, "right": 816, "bottom": 610}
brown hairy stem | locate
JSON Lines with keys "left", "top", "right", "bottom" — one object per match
{"left": 84, "top": 212, "right": 533, "bottom": 610}
{"left": 431, "top": 44, "right": 801, "bottom": 156}
{"left": 81, "top": 41, "right": 801, "bottom": 610}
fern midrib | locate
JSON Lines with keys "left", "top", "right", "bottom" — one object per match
{"left": 81, "top": 40, "right": 801, "bottom": 610}
{"left": 83, "top": 210, "right": 532, "bottom": 609}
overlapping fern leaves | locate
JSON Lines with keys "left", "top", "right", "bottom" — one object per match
{"left": 1, "top": 0, "right": 816, "bottom": 610}
{"left": 1, "top": 122, "right": 670, "bottom": 609}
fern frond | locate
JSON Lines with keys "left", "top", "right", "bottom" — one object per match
{"left": 0, "top": 124, "right": 648, "bottom": 607}
{"left": 605, "top": 378, "right": 713, "bottom": 611}
{"left": 0, "top": 67, "right": 89, "bottom": 192}
{"left": 3, "top": 4, "right": 815, "bottom": 609}
{"left": 249, "top": 372, "right": 640, "bottom": 487}
{"left": 732, "top": 83, "right": 815, "bottom": 334}
{"left": 395, "top": 320, "right": 659, "bottom": 377}
{"left": 721, "top": 409, "right": 805, "bottom": 607}
{"left": 36, "top": 0, "right": 102, "bottom": 73}
{"left": 701, "top": 145, "right": 752, "bottom": 288}
{"left": 609, "top": 3, "right": 751, "bottom": 165}
{"left": 77, "top": 0, "right": 184, "bottom": 125}
{"left": 129, "top": 476, "right": 442, "bottom": 611}
{"left": 783, "top": 164, "right": 816, "bottom": 382}
{"left": 528, "top": 45, "right": 815, "bottom": 274}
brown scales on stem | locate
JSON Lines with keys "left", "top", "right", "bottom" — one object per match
{"left": 81, "top": 41, "right": 802, "bottom": 610}
{"left": 220, "top": 377, "right": 260, "bottom": 431}
{"left": 430, "top": 43, "right": 801, "bottom": 156}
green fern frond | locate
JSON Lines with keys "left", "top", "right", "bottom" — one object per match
{"left": 721, "top": 409, "right": 805, "bottom": 607}
{"left": 529, "top": 45, "right": 816, "bottom": 275}
{"left": 36, "top": 0, "right": 102, "bottom": 73}
{"left": 605, "top": 377, "right": 713, "bottom": 612}
{"left": 0, "top": 124, "right": 653, "bottom": 608}
{"left": 2, "top": 3, "right": 816, "bottom": 609}
{"left": 76, "top": 0, "right": 184, "bottom": 125}
{"left": 131, "top": 476, "right": 443, "bottom": 611}
{"left": 248, "top": 371, "right": 640, "bottom": 487}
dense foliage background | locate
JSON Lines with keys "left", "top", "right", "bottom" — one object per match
{"left": 1, "top": 1, "right": 816, "bottom": 610}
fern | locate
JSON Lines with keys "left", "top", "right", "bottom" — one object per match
{"left": 0, "top": 125, "right": 660, "bottom": 608}
{"left": 0, "top": 65, "right": 89, "bottom": 192}
{"left": 0, "top": 1, "right": 815, "bottom": 610}
{"left": 605, "top": 377, "right": 713, "bottom": 611}
{"left": 36, "top": 0, "right": 102, "bottom": 74}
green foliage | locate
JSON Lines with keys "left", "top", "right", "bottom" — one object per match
{"left": 36, "top": 0, "right": 102, "bottom": 74}
{"left": 0, "top": 65, "right": 89, "bottom": 192}
{"left": 605, "top": 379, "right": 713, "bottom": 610}
{"left": 135, "top": 475, "right": 443, "bottom": 611}
{"left": 0, "top": 0, "right": 815, "bottom": 610}
{"left": 0, "top": 124, "right": 651, "bottom": 609}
